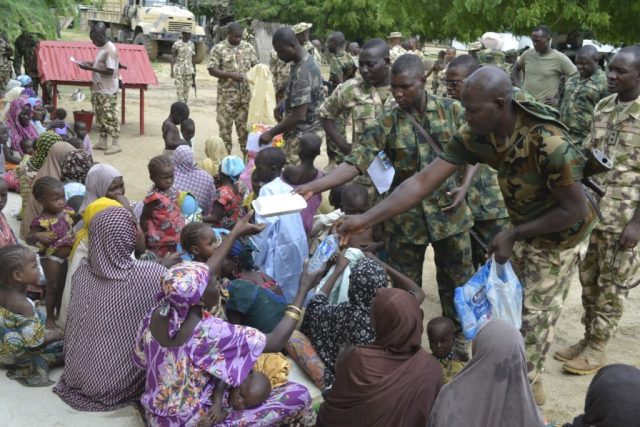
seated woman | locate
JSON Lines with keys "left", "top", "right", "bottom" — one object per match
{"left": 427, "top": 320, "right": 545, "bottom": 427}
{"left": 563, "top": 364, "right": 640, "bottom": 427}
{"left": 134, "top": 213, "right": 319, "bottom": 426}
{"left": 173, "top": 145, "right": 215, "bottom": 216}
{"left": 317, "top": 288, "right": 443, "bottom": 426}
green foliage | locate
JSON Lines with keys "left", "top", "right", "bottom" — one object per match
{"left": 0, "top": 0, "right": 77, "bottom": 40}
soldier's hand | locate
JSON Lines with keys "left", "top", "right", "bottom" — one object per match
{"left": 258, "top": 131, "right": 273, "bottom": 146}
{"left": 230, "top": 72, "right": 245, "bottom": 82}
{"left": 442, "top": 186, "right": 468, "bottom": 212}
{"left": 294, "top": 185, "right": 315, "bottom": 201}
{"left": 487, "top": 229, "right": 517, "bottom": 264}
{"left": 170, "top": 70, "right": 175, "bottom": 78}
{"left": 337, "top": 215, "right": 368, "bottom": 236}
{"left": 619, "top": 221, "right": 640, "bottom": 249}
{"left": 78, "top": 62, "right": 91, "bottom": 71}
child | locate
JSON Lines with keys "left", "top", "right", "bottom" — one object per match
{"left": 26, "top": 177, "right": 75, "bottom": 330}
{"left": 252, "top": 148, "right": 307, "bottom": 303}
{"left": 228, "top": 371, "right": 272, "bottom": 410}
{"left": 0, "top": 178, "right": 17, "bottom": 246}
{"left": 181, "top": 118, "right": 195, "bottom": 147}
{"left": 341, "top": 183, "right": 385, "bottom": 254}
{"left": 47, "top": 108, "right": 71, "bottom": 140}
{"left": 73, "top": 121, "right": 93, "bottom": 156}
{"left": 140, "top": 155, "right": 185, "bottom": 257}
{"left": 201, "top": 135, "right": 228, "bottom": 179}
{"left": 0, "top": 245, "right": 64, "bottom": 386}
{"left": 162, "top": 101, "right": 190, "bottom": 157}
{"left": 282, "top": 132, "right": 324, "bottom": 236}
{"left": 15, "top": 138, "right": 35, "bottom": 219}
{"left": 67, "top": 137, "right": 84, "bottom": 150}
{"left": 427, "top": 316, "right": 466, "bottom": 384}
{"left": 203, "top": 155, "right": 245, "bottom": 229}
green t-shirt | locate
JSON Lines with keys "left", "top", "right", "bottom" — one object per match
{"left": 519, "top": 48, "right": 577, "bottom": 102}
{"left": 225, "top": 279, "right": 287, "bottom": 333}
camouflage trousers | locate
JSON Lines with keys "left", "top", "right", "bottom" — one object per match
{"left": 283, "top": 128, "right": 325, "bottom": 165}
{"left": 91, "top": 92, "right": 120, "bottom": 139}
{"left": 578, "top": 229, "right": 638, "bottom": 343}
{"left": 175, "top": 74, "right": 193, "bottom": 104}
{"left": 471, "top": 217, "right": 511, "bottom": 268}
{"left": 217, "top": 101, "right": 249, "bottom": 155}
{"left": 388, "top": 232, "right": 475, "bottom": 333}
{"left": 511, "top": 240, "right": 587, "bottom": 381}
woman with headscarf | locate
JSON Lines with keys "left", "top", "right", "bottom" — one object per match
{"left": 428, "top": 320, "right": 545, "bottom": 427}
{"left": 563, "top": 364, "right": 640, "bottom": 427}
{"left": 300, "top": 257, "right": 388, "bottom": 389}
{"left": 27, "top": 97, "right": 46, "bottom": 135}
{"left": 0, "top": 85, "right": 24, "bottom": 122}
{"left": 20, "top": 139, "right": 75, "bottom": 239}
{"left": 203, "top": 155, "right": 246, "bottom": 229}
{"left": 54, "top": 207, "right": 167, "bottom": 411}
{"left": 173, "top": 145, "right": 215, "bottom": 215}
{"left": 60, "top": 150, "right": 93, "bottom": 200}
{"left": 6, "top": 97, "right": 39, "bottom": 154}
{"left": 317, "top": 288, "right": 443, "bottom": 427}
{"left": 201, "top": 135, "right": 228, "bottom": 178}
{"left": 78, "top": 163, "right": 123, "bottom": 216}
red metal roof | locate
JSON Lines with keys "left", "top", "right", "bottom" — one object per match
{"left": 37, "top": 41, "right": 158, "bottom": 87}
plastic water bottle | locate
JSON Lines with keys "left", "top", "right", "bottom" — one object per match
{"left": 308, "top": 234, "right": 338, "bottom": 273}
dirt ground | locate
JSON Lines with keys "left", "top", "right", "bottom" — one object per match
{"left": 7, "top": 33, "right": 639, "bottom": 425}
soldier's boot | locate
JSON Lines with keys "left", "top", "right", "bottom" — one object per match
{"left": 104, "top": 138, "right": 122, "bottom": 155}
{"left": 531, "top": 380, "right": 546, "bottom": 406}
{"left": 93, "top": 135, "right": 108, "bottom": 151}
{"left": 562, "top": 341, "right": 607, "bottom": 375}
{"left": 553, "top": 339, "right": 588, "bottom": 363}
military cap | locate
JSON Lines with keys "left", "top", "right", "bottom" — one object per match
{"left": 292, "top": 22, "right": 313, "bottom": 34}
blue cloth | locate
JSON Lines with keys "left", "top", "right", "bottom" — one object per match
{"left": 220, "top": 155, "right": 245, "bottom": 179}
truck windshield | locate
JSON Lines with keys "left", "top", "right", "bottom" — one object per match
{"left": 143, "top": 0, "right": 170, "bottom": 5}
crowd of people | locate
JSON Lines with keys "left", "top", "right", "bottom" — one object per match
{"left": 0, "top": 17, "right": 639, "bottom": 427}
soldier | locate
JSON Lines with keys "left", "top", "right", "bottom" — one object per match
{"left": 13, "top": 26, "right": 39, "bottom": 95}
{"left": 292, "top": 23, "right": 322, "bottom": 65}
{"left": 444, "top": 55, "right": 511, "bottom": 267}
{"left": 326, "top": 32, "right": 356, "bottom": 87}
{"left": 558, "top": 45, "right": 609, "bottom": 145}
{"left": 170, "top": 27, "right": 195, "bottom": 104}
{"left": 0, "top": 31, "right": 13, "bottom": 96}
{"left": 347, "top": 41, "right": 360, "bottom": 65}
{"left": 208, "top": 22, "right": 258, "bottom": 155}
{"left": 299, "top": 54, "right": 476, "bottom": 359}
{"left": 387, "top": 32, "right": 407, "bottom": 64}
{"left": 427, "top": 47, "right": 456, "bottom": 97}
{"left": 319, "top": 38, "right": 393, "bottom": 188}
{"left": 338, "top": 66, "right": 597, "bottom": 405}
{"left": 259, "top": 27, "right": 324, "bottom": 165}
{"left": 556, "top": 46, "right": 640, "bottom": 375}
{"left": 77, "top": 23, "right": 121, "bottom": 155}
{"left": 270, "top": 49, "right": 290, "bottom": 105}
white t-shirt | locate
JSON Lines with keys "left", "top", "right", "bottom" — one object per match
{"left": 92, "top": 41, "right": 119, "bottom": 94}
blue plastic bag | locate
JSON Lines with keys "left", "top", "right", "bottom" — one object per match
{"left": 454, "top": 261, "right": 493, "bottom": 340}
{"left": 486, "top": 256, "right": 523, "bottom": 330}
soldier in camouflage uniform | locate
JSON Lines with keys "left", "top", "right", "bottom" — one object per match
{"left": 387, "top": 32, "right": 407, "bottom": 64}
{"left": 558, "top": 45, "right": 609, "bottom": 145}
{"left": 208, "top": 22, "right": 258, "bottom": 155}
{"left": 292, "top": 23, "right": 322, "bottom": 65}
{"left": 338, "top": 67, "right": 598, "bottom": 405}
{"left": 13, "top": 27, "right": 39, "bottom": 94}
{"left": 0, "top": 31, "right": 13, "bottom": 96}
{"left": 477, "top": 49, "right": 508, "bottom": 72}
{"left": 260, "top": 27, "right": 324, "bottom": 165}
{"left": 171, "top": 27, "right": 195, "bottom": 104}
{"left": 319, "top": 38, "right": 393, "bottom": 194}
{"left": 300, "top": 55, "right": 476, "bottom": 350}
{"left": 270, "top": 49, "right": 290, "bottom": 104}
{"left": 556, "top": 46, "right": 640, "bottom": 375}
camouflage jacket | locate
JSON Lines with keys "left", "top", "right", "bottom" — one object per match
{"left": 390, "top": 45, "right": 407, "bottom": 64}
{"left": 208, "top": 39, "right": 258, "bottom": 102}
{"left": 303, "top": 41, "right": 323, "bottom": 65}
{"left": 346, "top": 91, "right": 472, "bottom": 244}
{"left": 270, "top": 50, "right": 290, "bottom": 95}
{"left": 328, "top": 51, "right": 357, "bottom": 84}
{"left": 172, "top": 40, "right": 195, "bottom": 75}
{"left": 585, "top": 93, "right": 640, "bottom": 233}
{"left": 0, "top": 35, "right": 12, "bottom": 72}
{"left": 559, "top": 70, "right": 609, "bottom": 141}
{"left": 441, "top": 99, "right": 596, "bottom": 250}
{"left": 477, "top": 48, "right": 508, "bottom": 72}
{"left": 284, "top": 53, "right": 325, "bottom": 140}
{"left": 13, "top": 31, "right": 38, "bottom": 76}
{"left": 435, "top": 66, "right": 449, "bottom": 97}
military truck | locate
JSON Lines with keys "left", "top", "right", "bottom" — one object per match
{"left": 86, "top": 0, "right": 207, "bottom": 62}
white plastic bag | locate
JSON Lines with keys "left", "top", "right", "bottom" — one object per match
{"left": 486, "top": 256, "right": 523, "bottom": 330}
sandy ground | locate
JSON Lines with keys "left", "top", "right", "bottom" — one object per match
{"left": 0, "top": 33, "right": 639, "bottom": 426}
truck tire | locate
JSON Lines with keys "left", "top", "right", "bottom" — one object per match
{"left": 134, "top": 33, "right": 158, "bottom": 62}
{"left": 194, "top": 41, "right": 207, "bottom": 64}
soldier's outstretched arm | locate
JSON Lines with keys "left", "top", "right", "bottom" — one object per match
{"left": 338, "top": 158, "right": 459, "bottom": 234}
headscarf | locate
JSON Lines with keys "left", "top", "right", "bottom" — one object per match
{"left": 61, "top": 150, "right": 93, "bottom": 184}
{"left": 220, "top": 155, "right": 245, "bottom": 181}
{"left": 5, "top": 80, "right": 21, "bottom": 92}
{"left": 0, "top": 87, "right": 24, "bottom": 122}
{"left": 318, "top": 288, "right": 442, "bottom": 427}
{"left": 202, "top": 136, "right": 228, "bottom": 176}
{"left": 20, "top": 141, "right": 76, "bottom": 239}
{"left": 427, "top": 320, "right": 544, "bottom": 427}
{"left": 157, "top": 261, "right": 211, "bottom": 338}
{"left": 563, "top": 364, "right": 640, "bottom": 427}
{"left": 71, "top": 197, "right": 122, "bottom": 256}
{"left": 86, "top": 206, "right": 137, "bottom": 279}
{"left": 79, "top": 164, "right": 122, "bottom": 214}
{"left": 27, "top": 97, "right": 42, "bottom": 109}
{"left": 6, "top": 97, "right": 39, "bottom": 153}
{"left": 173, "top": 145, "right": 215, "bottom": 214}
{"left": 27, "top": 131, "right": 62, "bottom": 171}
{"left": 16, "top": 75, "right": 32, "bottom": 87}
{"left": 230, "top": 237, "right": 257, "bottom": 270}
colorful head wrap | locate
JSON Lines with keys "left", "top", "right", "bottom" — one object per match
{"left": 7, "top": 97, "right": 39, "bottom": 153}
{"left": 27, "top": 131, "right": 62, "bottom": 171}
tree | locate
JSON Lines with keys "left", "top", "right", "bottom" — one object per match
{"left": 0, "top": 0, "right": 76, "bottom": 40}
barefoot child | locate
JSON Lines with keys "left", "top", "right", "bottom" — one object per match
{"left": 26, "top": 177, "right": 75, "bottom": 330}
{"left": 282, "top": 132, "right": 324, "bottom": 235}
{"left": 140, "top": 155, "right": 185, "bottom": 257}
{"left": 162, "top": 101, "right": 190, "bottom": 157}
{"left": 203, "top": 155, "right": 245, "bottom": 229}
{"left": 427, "top": 316, "right": 466, "bottom": 384}
{"left": 0, "top": 245, "right": 64, "bottom": 386}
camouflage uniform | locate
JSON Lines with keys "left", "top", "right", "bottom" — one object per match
{"left": 346, "top": 91, "right": 475, "bottom": 331}
{"left": 389, "top": 45, "right": 407, "bottom": 64}
{"left": 435, "top": 67, "right": 449, "bottom": 97}
{"left": 303, "top": 41, "right": 323, "bottom": 65}
{"left": 319, "top": 75, "right": 393, "bottom": 196}
{"left": 208, "top": 39, "right": 258, "bottom": 154}
{"left": 559, "top": 70, "right": 609, "bottom": 145}
{"left": 283, "top": 53, "right": 325, "bottom": 164}
{"left": 476, "top": 48, "right": 509, "bottom": 73}
{"left": 0, "top": 33, "right": 13, "bottom": 95}
{"left": 270, "top": 50, "right": 290, "bottom": 104}
{"left": 441, "top": 99, "right": 597, "bottom": 381}
{"left": 13, "top": 31, "right": 38, "bottom": 86}
{"left": 578, "top": 93, "right": 640, "bottom": 345}
{"left": 172, "top": 40, "right": 195, "bottom": 103}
